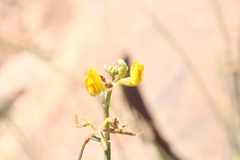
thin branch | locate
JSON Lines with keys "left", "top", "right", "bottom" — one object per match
{"left": 210, "top": 0, "right": 240, "bottom": 152}
{"left": 0, "top": 35, "right": 81, "bottom": 86}
{"left": 210, "top": 0, "right": 232, "bottom": 57}
{"left": 0, "top": 106, "right": 41, "bottom": 160}
{"left": 77, "top": 145, "right": 86, "bottom": 160}
{"left": 141, "top": 1, "right": 240, "bottom": 153}
{"left": 140, "top": 3, "right": 227, "bottom": 126}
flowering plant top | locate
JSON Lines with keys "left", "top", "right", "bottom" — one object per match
{"left": 84, "top": 59, "right": 144, "bottom": 96}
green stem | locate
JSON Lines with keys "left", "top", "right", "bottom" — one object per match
{"left": 77, "top": 136, "right": 101, "bottom": 160}
{"left": 78, "top": 145, "right": 85, "bottom": 160}
{"left": 103, "top": 91, "right": 112, "bottom": 160}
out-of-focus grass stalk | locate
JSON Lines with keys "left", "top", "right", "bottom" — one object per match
{"left": 141, "top": 0, "right": 228, "bottom": 130}
{"left": 210, "top": 0, "right": 240, "bottom": 154}
{"left": 141, "top": 0, "right": 240, "bottom": 157}
{"left": 0, "top": 35, "right": 81, "bottom": 85}
{"left": 0, "top": 101, "right": 41, "bottom": 160}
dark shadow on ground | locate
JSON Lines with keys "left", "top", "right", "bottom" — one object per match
{"left": 121, "top": 56, "right": 180, "bottom": 160}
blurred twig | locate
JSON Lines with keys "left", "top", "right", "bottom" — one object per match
{"left": 0, "top": 92, "right": 42, "bottom": 160}
{"left": 140, "top": 3, "right": 227, "bottom": 127}
{"left": 210, "top": 0, "right": 240, "bottom": 116}
{"left": 210, "top": 0, "right": 233, "bottom": 57}
{"left": 140, "top": 1, "right": 240, "bottom": 156}
{"left": 210, "top": 0, "right": 240, "bottom": 118}
{"left": 209, "top": 0, "right": 240, "bottom": 154}
{"left": 0, "top": 35, "right": 81, "bottom": 86}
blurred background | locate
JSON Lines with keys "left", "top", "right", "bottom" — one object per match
{"left": 0, "top": 0, "right": 240, "bottom": 160}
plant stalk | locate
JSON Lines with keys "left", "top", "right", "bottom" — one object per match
{"left": 103, "top": 91, "right": 112, "bottom": 160}
{"left": 78, "top": 145, "right": 85, "bottom": 160}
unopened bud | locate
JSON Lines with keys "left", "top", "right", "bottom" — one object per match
{"left": 117, "top": 59, "right": 128, "bottom": 79}
{"left": 104, "top": 65, "right": 113, "bottom": 73}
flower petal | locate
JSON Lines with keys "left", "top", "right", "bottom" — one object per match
{"left": 84, "top": 67, "right": 105, "bottom": 96}
{"left": 117, "top": 60, "right": 144, "bottom": 86}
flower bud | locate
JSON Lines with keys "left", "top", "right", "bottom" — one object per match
{"left": 117, "top": 59, "right": 128, "bottom": 79}
{"left": 109, "top": 66, "right": 118, "bottom": 77}
{"left": 104, "top": 65, "right": 113, "bottom": 73}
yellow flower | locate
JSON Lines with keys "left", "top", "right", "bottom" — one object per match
{"left": 117, "top": 60, "right": 144, "bottom": 86}
{"left": 84, "top": 60, "right": 144, "bottom": 96}
{"left": 84, "top": 67, "right": 105, "bottom": 96}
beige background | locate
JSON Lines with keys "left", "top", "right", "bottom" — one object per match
{"left": 0, "top": 0, "right": 240, "bottom": 160}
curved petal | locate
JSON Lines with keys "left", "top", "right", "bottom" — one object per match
{"left": 117, "top": 60, "right": 144, "bottom": 86}
{"left": 84, "top": 67, "right": 105, "bottom": 96}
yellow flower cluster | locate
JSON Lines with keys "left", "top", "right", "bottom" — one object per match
{"left": 84, "top": 59, "right": 144, "bottom": 96}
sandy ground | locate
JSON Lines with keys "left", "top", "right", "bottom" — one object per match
{"left": 0, "top": 0, "right": 240, "bottom": 160}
